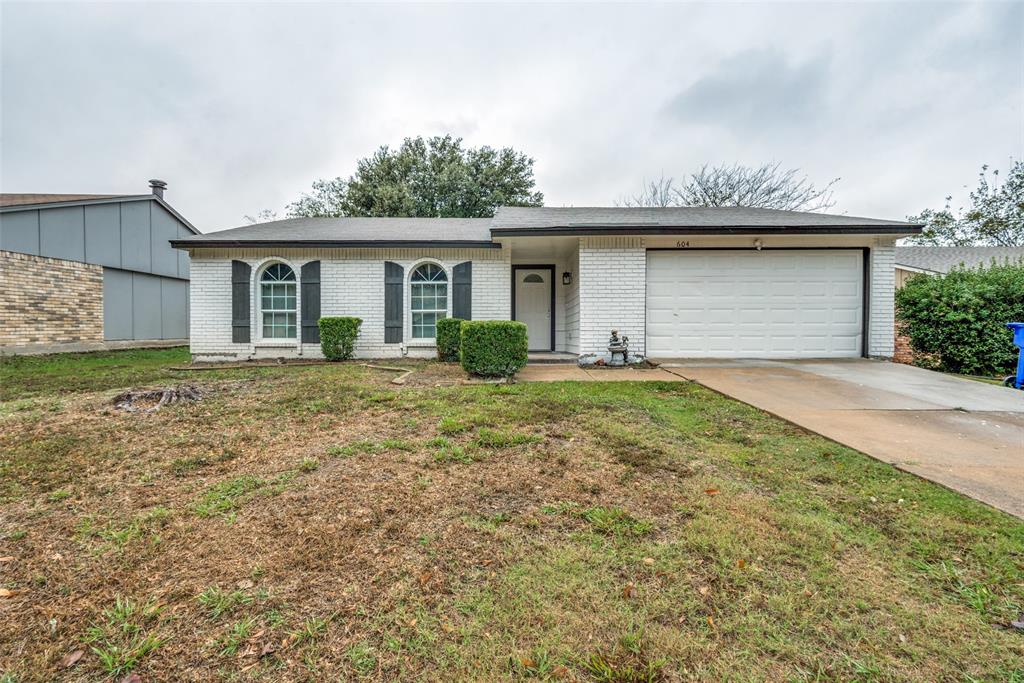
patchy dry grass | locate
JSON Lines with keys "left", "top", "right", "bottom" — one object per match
{"left": 0, "top": 349, "right": 1021, "bottom": 682}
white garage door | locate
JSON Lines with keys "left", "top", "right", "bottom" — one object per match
{"left": 646, "top": 250, "right": 863, "bottom": 358}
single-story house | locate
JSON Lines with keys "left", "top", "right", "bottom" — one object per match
{"left": 170, "top": 206, "right": 922, "bottom": 362}
{"left": 0, "top": 180, "right": 199, "bottom": 354}
{"left": 895, "top": 246, "right": 1024, "bottom": 287}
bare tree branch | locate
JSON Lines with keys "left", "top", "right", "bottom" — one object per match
{"left": 619, "top": 162, "right": 839, "bottom": 212}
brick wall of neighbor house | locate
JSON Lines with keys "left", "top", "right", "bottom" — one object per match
{"left": 0, "top": 249, "right": 103, "bottom": 347}
{"left": 577, "top": 236, "right": 647, "bottom": 357}
{"left": 187, "top": 247, "right": 511, "bottom": 361}
{"left": 868, "top": 239, "right": 897, "bottom": 358}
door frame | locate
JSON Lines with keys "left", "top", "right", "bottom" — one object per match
{"left": 511, "top": 264, "right": 556, "bottom": 352}
{"left": 644, "top": 247, "right": 870, "bottom": 359}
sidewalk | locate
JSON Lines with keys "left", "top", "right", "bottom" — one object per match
{"left": 516, "top": 365, "right": 685, "bottom": 382}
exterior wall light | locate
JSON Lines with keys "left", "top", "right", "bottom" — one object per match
{"left": 562, "top": 272, "right": 572, "bottom": 285}
{"left": 753, "top": 239, "right": 764, "bottom": 251}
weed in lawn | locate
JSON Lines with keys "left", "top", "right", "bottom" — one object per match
{"left": 381, "top": 438, "right": 414, "bottom": 451}
{"left": 5, "top": 530, "right": 27, "bottom": 541}
{"left": 299, "top": 457, "right": 320, "bottom": 472}
{"left": 76, "top": 507, "right": 171, "bottom": 552}
{"left": 197, "top": 586, "right": 253, "bottom": 619}
{"left": 193, "top": 474, "right": 291, "bottom": 518}
{"left": 426, "top": 435, "right": 477, "bottom": 464}
{"left": 345, "top": 642, "right": 377, "bottom": 676}
{"left": 437, "top": 417, "right": 470, "bottom": 435}
{"left": 465, "top": 512, "right": 513, "bottom": 533}
{"left": 217, "top": 617, "right": 256, "bottom": 656}
{"left": 264, "top": 609, "right": 286, "bottom": 629}
{"left": 507, "top": 650, "right": 556, "bottom": 678}
{"left": 581, "top": 650, "right": 665, "bottom": 683}
{"left": 542, "top": 500, "right": 580, "bottom": 516}
{"left": 46, "top": 489, "right": 72, "bottom": 502}
{"left": 582, "top": 506, "right": 653, "bottom": 536}
{"left": 84, "top": 596, "right": 165, "bottom": 677}
{"left": 474, "top": 427, "right": 539, "bottom": 449}
{"left": 291, "top": 617, "right": 328, "bottom": 644}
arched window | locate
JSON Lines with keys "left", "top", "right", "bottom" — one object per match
{"left": 410, "top": 263, "right": 447, "bottom": 339}
{"left": 260, "top": 263, "right": 296, "bottom": 339}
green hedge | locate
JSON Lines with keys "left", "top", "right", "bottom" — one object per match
{"left": 460, "top": 320, "right": 528, "bottom": 377}
{"left": 435, "top": 318, "right": 464, "bottom": 362}
{"left": 895, "top": 262, "right": 1024, "bottom": 375}
{"left": 318, "top": 317, "right": 362, "bottom": 361}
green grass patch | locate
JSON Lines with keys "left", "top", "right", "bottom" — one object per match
{"left": 84, "top": 596, "right": 166, "bottom": 677}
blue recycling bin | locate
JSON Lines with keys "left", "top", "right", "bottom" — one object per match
{"left": 1006, "top": 323, "right": 1024, "bottom": 390}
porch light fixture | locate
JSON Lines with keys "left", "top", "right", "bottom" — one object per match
{"left": 562, "top": 271, "right": 572, "bottom": 285}
{"left": 753, "top": 238, "right": 764, "bottom": 251}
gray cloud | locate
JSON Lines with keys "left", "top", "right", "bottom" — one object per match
{"left": 664, "top": 49, "right": 831, "bottom": 132}
{"left": 1, "top": 2, "right": 1021, "bottom": 230}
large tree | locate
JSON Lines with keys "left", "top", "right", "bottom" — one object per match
{"left": 620, "top": 162, "right": 839, "bottom": 212}
{"left": 904, "top": 160, "right": 1024, "bottom": 246}
{"left": 287, "top": 135, "right": 543, "bottom": 218}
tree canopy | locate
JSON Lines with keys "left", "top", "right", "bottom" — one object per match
{"left": 287, "top": 135, "right": 543, "bottom": 218}
{"left": 904, "top": 160, "right": 1024, "bottom": 247}
{"left": 620, "top": 162, "right": 839, "bottom": 212}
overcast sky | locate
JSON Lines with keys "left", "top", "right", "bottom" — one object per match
{"left": 2, "top": 1, "right": 1021, "bottom": 232}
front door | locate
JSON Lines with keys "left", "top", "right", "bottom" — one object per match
{"left": 514, "top": 267, "right": 553, "bottom": 351}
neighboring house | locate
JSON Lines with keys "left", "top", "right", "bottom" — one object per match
{"left": 0, "top": 180, "right": 199, "bottom": 354}
{"left": 892, "top": 245, "right": 1024, "bottom": 364}
{"left": 170, "top": 206, "right": 921, "bottom": 362}
{"left": 895, "top": 246, "right": 1024, "bottom": 287}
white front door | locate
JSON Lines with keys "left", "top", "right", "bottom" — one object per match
{"left": 515, "top": 268, "right": 552, "bottom": 351}
{"left": 646, "top": 250, "right": 864, "bottom": 358}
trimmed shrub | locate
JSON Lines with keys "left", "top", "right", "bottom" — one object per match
{"left": 435, "top": 318, "right": 464, "bottom": 362}
{"left": 318, "top": 317, "right": 362, "bottom": 361}
{"left": 895, "top": 262, "right": 1024, "bottom": 375}
{"left": 460, "top": 320, "right": 528, "bottom": 377}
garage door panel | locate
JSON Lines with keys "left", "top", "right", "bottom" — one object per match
{"left": 645, "top": 250, "right": 863, "bottom": 358}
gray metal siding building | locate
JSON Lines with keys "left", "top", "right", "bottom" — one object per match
{"left": 0, "top": 181, "right": 199, "bottom": 352}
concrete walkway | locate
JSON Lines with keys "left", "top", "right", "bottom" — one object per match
{"left": 516, "top": 364, "right": 686, "bottom": 382}
{"left": 658, "top": 359, "right": 1024, "bottom": 519}
{"left": 517, "top": 358, "right": 1024, "bottom": 518}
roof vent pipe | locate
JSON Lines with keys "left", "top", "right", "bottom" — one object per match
{"left": 149, "top": 179, "right": 167, "bottom": 198}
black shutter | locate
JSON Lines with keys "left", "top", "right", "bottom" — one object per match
{"left": 300, "top": 260, "right": 321, "bottom": 344}
{"left": 453, "top": 261, "right": 472, "bottom": 320}
{"left": 231, "top": 260, "right": 251, "bottom": 343}
{"left": 384, "top": 261, "right": 403, "bottom": 343}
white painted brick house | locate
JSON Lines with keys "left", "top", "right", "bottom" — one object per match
{"left": 172, "top": 206, "right": 921, "bottom": 362}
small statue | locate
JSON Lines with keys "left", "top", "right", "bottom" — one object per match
{"left": 608, "top": 329, "right": 629, "bottom": 366}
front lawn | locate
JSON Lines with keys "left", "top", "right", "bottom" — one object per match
{"left": 0, "top": 350, "right": 1021, "bottom": 681}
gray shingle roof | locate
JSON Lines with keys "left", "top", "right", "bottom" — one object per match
{"left": 172, "top": 217, "right": 494, "bottom": 247}
{"left": 171, "top": 206, "right": 922, "bottom": 248}
{"left": 491, "top": 206, "right": 920, "bottom": 232}
{"left": 895, "top": 246, "right": 1024, "bottom": 273}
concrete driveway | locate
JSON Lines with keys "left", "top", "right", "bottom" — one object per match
{"left": 656, "top": 359, "right": 1024, "bottom": 519}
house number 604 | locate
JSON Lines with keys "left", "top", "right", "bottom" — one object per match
{"left": 675, "top": 240, "right": 690, "bottom": 248}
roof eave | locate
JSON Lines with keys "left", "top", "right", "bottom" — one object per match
{"left": 490, "top": 225, "right": 924, "bottom": 237}
{"left": 170, "top": 239, "right": 502, "bottom": 250}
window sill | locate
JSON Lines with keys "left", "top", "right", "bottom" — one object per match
{"left": 406, "top": 341, "right": 437, "bottom": 348}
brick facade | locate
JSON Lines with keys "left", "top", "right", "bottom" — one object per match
{"left": 868, "top": 238, "right": 897, "bottom": 358}
{"left": 0, "top": 249, "right": 103, "bottom": 347}
{"left": 577, "top": 236, "right": 647, "bottom": 356}
{"left": 188, "top": 247, "right": 510, "bottom": 361}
